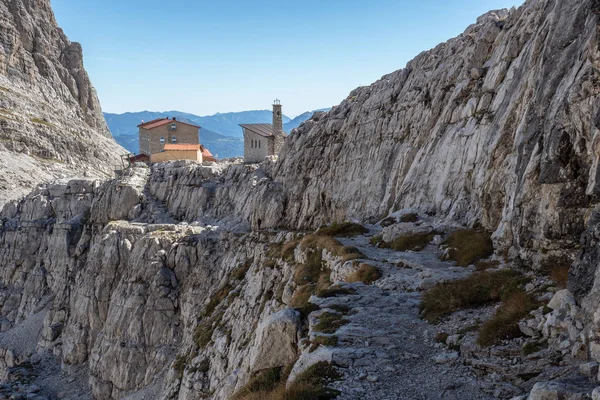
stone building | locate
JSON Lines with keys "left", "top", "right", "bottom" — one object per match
{"left": 240, "top": 100, "right": 287, "bottom": 163}
{"left": 138, "top": 117, "right": 200, "bottom": 156}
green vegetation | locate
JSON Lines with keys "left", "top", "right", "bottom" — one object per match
{"left": 291, "top": 232, "right": 363, "bottom": 315}
{"left": 477, "top": 290, "right": 539, "bottom": 346}
{"left": 313, "top": 312, "right": 349, "bottom": 334}
{"left": 369, "top": 235, "right": 384, "bottom": 246}
{"left": 327, "top": 304, "right": 351, "bottom": 314}
{"left": 173, "top": 355, "right": 188, "bottom": 374}
{"left": 203, "top": 284, "right": 233, "bottom": 317}
{"left": 194, "top": 319, "right": 216, "bottom": 348}
{"left": 233, "top": 367, "right": 285, "bottom": 399}
{"left": 315, "top": 222, "right": 368, "bottom": 237}
{"left": 420, "top": 269, "right": 527, "bottom": 322}
{"left": 311, "top": 335, "right": 338, "bottom": 348}
{"left": 0, "top": 86, "right": 9, "bottom": 92}
{"left": 522, "top": 341, "right": 544, "bottom": 356}
{"left": 346, "top": 263, "right": 381, "bottom": 284}
{"left": 233, "top": 362, "right": 341, "bottom": 400}
{"left": 442, "top": 229, "right": 493, "bottom": 267}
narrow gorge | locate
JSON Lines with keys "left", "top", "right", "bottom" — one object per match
{"left": 2, "top": 0, "right": 600, "bottom": 399}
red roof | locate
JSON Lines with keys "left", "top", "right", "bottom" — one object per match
{"left": 201, "top": 146, "right": 216, "bottom": 162}
{"left": 163, "top": 144, "right": 202, "bottom": 151}
{"left": 138, "top": 118, "right": 200, "bottom": 130}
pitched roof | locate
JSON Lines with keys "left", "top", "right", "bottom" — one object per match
{"left": 201, "top": 146, "right": 216, "bottom": 162}
{"left": 138, "top": 118, "right": 200, "bottom": 130}
{"left": 163, "top": 144, "right": 202, "bottom": 151}
{"left": 240, "top": 123, "right": 275, "bottom": 138}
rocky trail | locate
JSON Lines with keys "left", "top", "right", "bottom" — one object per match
{"left": 298, "top": 228, "right": 494, "bottom": 400}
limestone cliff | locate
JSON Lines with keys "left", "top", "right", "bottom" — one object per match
{"left": 0, "top": 0, "right": 124, "bottom": 206}
{"left": 3, "top": 0, "right": 600, "bottom": 399}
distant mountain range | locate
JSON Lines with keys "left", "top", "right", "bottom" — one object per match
{"left": 105, "top": 108, "right": 330, "bottom": 158}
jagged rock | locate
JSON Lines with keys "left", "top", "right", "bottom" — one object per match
{"left": 1, "top": 0, "right": 600, "bottom": 398}
{"left": 579, "top": 362, "right": 599, "bottom": 379}
{"left": 0, "top": 0, "right": 123, "bottom": 206}
{"left": 527, "top": 381, "right": 594, "bottom": 400}
{"left": 548, "top": 290, "right": 576, "bottom": 311}
{"left": 249, "top": 309, "right": 301, "bottom": 372}
{"left": 433, "top": 352, "right": 459, "bottom": 364}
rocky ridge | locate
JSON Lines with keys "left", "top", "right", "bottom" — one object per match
{"left": 0, "top": 0, "right": 124, "bottom": 206}
{"left": 2, "top": 0, "right": 600, "bottom": 399}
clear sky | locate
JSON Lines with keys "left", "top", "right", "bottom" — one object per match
{"left": 51, "top": 0, "right": 523, "bottom": 118}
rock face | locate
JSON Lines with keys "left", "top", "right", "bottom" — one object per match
{"left": 3, "top": 0, "right": 600, "bottom": 399}
{"left": 250, "top": 0, "right": 599, "bottom": 271}
{"left": 0, "top": 0, "right": 124, "bottom": 206}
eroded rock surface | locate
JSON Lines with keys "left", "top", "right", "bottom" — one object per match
{"left": 0, "top": 0, "right": 124, "bottom": 206}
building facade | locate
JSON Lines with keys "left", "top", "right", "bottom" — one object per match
{"left": 240, "top": 100, "right": 287, "bottom": 163}
{"left": 138, "top": 117, "right": 200, "bottom": 156}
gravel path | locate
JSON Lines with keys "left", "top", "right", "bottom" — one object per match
{"left": 307, "top": 229, "right": 494, "bottom": 400}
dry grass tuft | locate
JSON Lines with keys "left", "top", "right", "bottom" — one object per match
{"left": 231, "top": 262, "right": 252, "bottom": 281}
{"left": 346, "top": 263, "right": 381, "bottom": 285}
{"left": 384, "top": 232, "right": 435, "bottom": 252}
{"left": 442, "top": 229, "right": 493, "bottom": 267}
{"left": 300, "top": 235, "right": 365, "bottom": 262}
{"left": 316, "top": 285, "right": 356, "bottom": 298}
{"left": 420, "top": 269, "right": 526, "bottom": 322}
{"left": 233, "top": 362, "right": 340, "bottom": 400}
{"left": 315, "top": 222, "right": 368, "bottom": 237}
{"left": 475, "top": 260, "right": 500, "bottom": 272}
{"left": 311, "top": 335, "right": 338, "bottom": 348}
{"left": 477, "top": 291, "right": 539, "bottom": 346}
{"left": 281, "top": 240, "right": 299, "bottom": 261}
{"left": 549, "top": 264, "right": 570, "bottom": 289}
{"left": 399, "top": 213, "right": 419, "bottom": 223}
{"left": 434, "top": 332, "right": 449, "bottom": 343}
{"left": 204, "top": 284, "right": 233, "bottom": 316}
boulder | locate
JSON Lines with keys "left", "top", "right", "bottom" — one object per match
{"left": 249, "top": 309, "right": 301, "bottom": 372}
{"left": 548, "top": 290, "right": 576, "bottom": 311}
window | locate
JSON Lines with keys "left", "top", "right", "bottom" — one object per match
{"left": 171, "top": 123, "right": 177, "bottom": 131}
{"left": 160, "top": 136, "right": 165, "bottom": 144}
{"left": 171, "top": 136, "right": 177, "bottom": 143}
{"left": 259, "top": 140, "right": 261, "bottom": 148}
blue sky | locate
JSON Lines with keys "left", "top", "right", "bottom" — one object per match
{"left": 51, "top": 0, "right": 523, "bottom": 118}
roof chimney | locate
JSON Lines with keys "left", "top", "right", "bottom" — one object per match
{"left": 172, "top": 117, "right": 176, "bottom": 120}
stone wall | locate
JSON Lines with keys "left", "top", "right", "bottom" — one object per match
{"left": 150, "top": 149, "right": 202, "bottom": 163}
{"left": 243, "top": 129, "right": 270, "bottom": 163}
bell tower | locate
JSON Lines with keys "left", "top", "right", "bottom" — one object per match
{"left": 272, "top": 99, "right": 285, "bottom": 154}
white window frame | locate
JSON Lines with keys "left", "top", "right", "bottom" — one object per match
{"left": 171, "top": 136, "right": 177, "bottom": 143}
{"left": 160, "top": 136, "right": 165, "bottom": 144}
